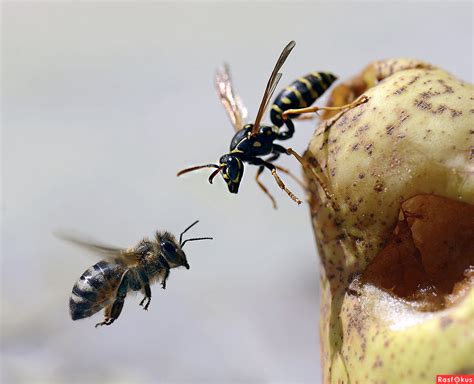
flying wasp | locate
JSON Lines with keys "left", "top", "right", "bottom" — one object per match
{"left": 60, "top": 221, "right": 212, "bottom": 327}
{"left": 177, "top": 41, "right": 365, "bottom": 208}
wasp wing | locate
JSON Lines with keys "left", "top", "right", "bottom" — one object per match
{"left": 251, "top": 41, "right": 296, "bottom": 136}
{"left": 215, "top": 63, "right": 248, "bottom": 132}
{"left": 55, "top": 231, "right": 141, "bottom": 267}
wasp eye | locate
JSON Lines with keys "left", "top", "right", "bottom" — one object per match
{"left": 161, "top": 241, "right": 175, "bottom": 254}
{"left": 227, "top": 164, "right": 239, "bottom": 181}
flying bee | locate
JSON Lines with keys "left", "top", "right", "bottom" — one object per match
{"left": 60, "top": 221, "right": 212, "bottom": 327}
{"left": 177, "top": 41, "right": 366, "bottom": 208}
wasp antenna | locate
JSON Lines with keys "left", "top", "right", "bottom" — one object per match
{"left": 177, "top": 164, "right": 220, "bottom": 177}
{"left": 208, "top": 166, "right": 224, "bottom": 184}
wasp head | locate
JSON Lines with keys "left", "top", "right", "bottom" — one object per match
{"left": 218, "top": 154, "right": 244, "bottom": 194}
{"left": 177, "top": 155, "right": 244, "bottom": 194}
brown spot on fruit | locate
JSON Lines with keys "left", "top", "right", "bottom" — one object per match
{"left": 407, "top": 75, "right": 420, "bottom": 85}
{"left": 349, "top": 203, "right": 358, "bottom": 213}
{"left": 374, "top": 181, "right": 385, "bottom": 192}
{"left": 394, "top": 87, "right": 407, "bottom": 95}
{"left": 434, "top": 105, "right": 447, "bottom": 114}
{"left": 415, "top": 99, "right": 432, "bottom": 110}
{"left": 440, "top": 316, "right": 453, "bottom": 329}
{"left": 365, "top": 143, "right": 374, "bottom": 155}
{"left": 373, "top": 356, "right": 383, "bottom": 368}
{"left": 386, "top": 125, "right": 395, "bottom": 135}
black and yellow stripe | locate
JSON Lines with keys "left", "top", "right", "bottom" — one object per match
{"left": 270, "top": 71, "right": 337, "bottom": 127}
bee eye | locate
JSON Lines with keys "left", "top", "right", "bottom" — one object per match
{"left": 161, "top": 241, "right": 175, "bottom": 254}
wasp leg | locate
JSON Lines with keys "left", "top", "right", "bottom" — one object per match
{"left": 95, "top": 271, "right": 129, "bottom": 328}
{"left": 253, "top": 158, "right": 301, "bottom": 205}
{"left": 265, "top": 150, "right": 305, "bottom": 189}
{"left": 158, "top": 255, "right": 171, "bottom": 290}
{"left": 282, "top": 95, "right": 369, "bottom": 119}
{"left": 273, "top": 164, "right": 305, "bottom": 188}
{"left": 293, "top": 114, "right": 315, "bottom": 121}
{"left": 255, "top": 166, "right": 277, "bottom": 209}
{"left": 268, "top": 166, "right": 302, "bottom": 205}
{"left": 138, "top": 272, "right": 152, "bottom": 311}
{"left": 278, "top": 146, "right": 335, "bottom": 204}
{"left": 249, "top": 156, "right": 301, "bottom": 205}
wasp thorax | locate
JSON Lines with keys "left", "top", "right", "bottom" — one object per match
{"left": 219, "top": 154, "right": 244, "bottom": 194}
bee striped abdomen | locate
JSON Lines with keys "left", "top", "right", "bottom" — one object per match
{"left": 270, "top": 72, "right": 338, "bottom": 127}
{"left": 69, "top": 260, "right": 125, "bottom": 320}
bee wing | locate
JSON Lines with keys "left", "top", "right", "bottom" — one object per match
{"left": 215, "top": 63, "right": 248, "bottom": 131}
{"left": 251, "top": 41, "right": 296, "bottom": 136}
{"left": 55, "top": 231, "right": 141, "bottom": 267}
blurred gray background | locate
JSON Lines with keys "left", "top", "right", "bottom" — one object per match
{"left": 2, "top": 2, "right": 472, "bottom": 383}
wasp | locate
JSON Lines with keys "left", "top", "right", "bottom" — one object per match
{"left": 61, "top": 221, "right": 212, "bottom": 327}
{"left": 177, "top": 41, "right": 365, "bottom": 208}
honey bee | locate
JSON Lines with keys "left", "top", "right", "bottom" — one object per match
{"left": 60, "top": 221, "right": 212, "bottom": 327}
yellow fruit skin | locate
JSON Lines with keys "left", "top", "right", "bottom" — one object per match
{"left": 305, "top": 63, "right": 474, "bottom": 383}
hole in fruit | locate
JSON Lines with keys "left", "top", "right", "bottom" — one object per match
{"left": 361, "top": 194, "right": 474, "bottom": 311}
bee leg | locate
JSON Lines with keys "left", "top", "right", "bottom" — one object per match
{"left": 282, "top": 95, "right": 369, "bottom": 119}
{"left": 138, "top": 271, "right": 152, "bottom": 310}
{"left": 95, "top": 272, "right": 129, "bottom": 328}
{"left": 255, "top": 166, "right": 277, "bottom": 209}
{"left": 158, "top": 255, "right": 171, "bottom": 290}
{"left": 139, "top": 284, "right": 152, "bottom": 310}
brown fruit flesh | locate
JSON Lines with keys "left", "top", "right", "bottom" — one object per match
{"left": 362, "top": 194, "right": 474, "bottom": 310}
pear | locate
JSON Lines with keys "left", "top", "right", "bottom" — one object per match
{"left": 303, "top": 59, "right": 474, "bottom": 383}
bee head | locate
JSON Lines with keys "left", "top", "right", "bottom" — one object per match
{"left": 159, "top": 232, "right": 190, "bottom": 269}
{"left": 157, "top": 222, "right": 213, "bottom": 270}
{"left": 218, "top": 154, "right": 244, "bottom": 194}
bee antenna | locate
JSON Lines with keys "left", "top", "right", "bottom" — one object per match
{"left": 180, "top": 237, "right": 213, "bottom": 248}
{"left": 177, "top": 164, "right": 220, "bottom": 177}
{"left": 179, "top": 220, "right": 200, "bottom": 245}
{"left": 208, "top": 166, "right": 225, "bottom": 184}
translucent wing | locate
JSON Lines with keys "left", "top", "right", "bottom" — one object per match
{"left": 55, "top": 231, "right": 141, "bottom": 267}
{"left": 215, "top": 63, "right": 248, "bottom": 131}
{"left": 262, "top": 72, "right": 282, "bottom": 118}
{"left": 251, "top": 41, "right": 296, "bottom": 136}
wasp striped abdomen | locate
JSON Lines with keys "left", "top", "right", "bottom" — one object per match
{"left": 70, "top": 260, "right": 125, "bottom": 320}
{"left": 270, "top": 72, "right": 338, "bottom": 127}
